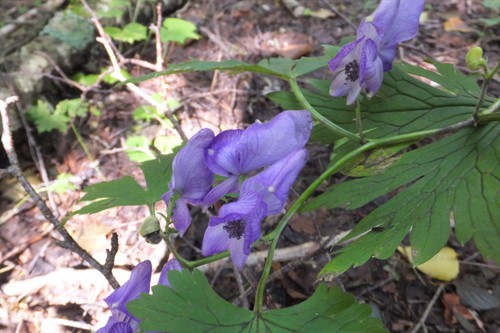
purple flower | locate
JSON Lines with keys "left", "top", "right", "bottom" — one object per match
{"left": 241, "top": 149, "right": 308, "bottom": 215}
{"left": 158, "top": 259, "right": 182, "bottom": 288}
{"left": 202, "top": 192, "right": 268, "bottom": 269}
{"left": 203, "top": 111, "right": 312, "bottom": 206}
{"left": 97, "top": 261, "right": 152, "bottom": 333}
{"left": 202, "top": 149, "right": 308, "bottom": 269}
{"left": 329, "top": 0, "right": 425, "bottom": 104}
{"left": 97, "top": 260, "right": 182, "bottom": 333}
{"left": 162, "top": 129, "right": 215, "bottom": 236}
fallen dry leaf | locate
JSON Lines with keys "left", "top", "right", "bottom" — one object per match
{"left": 442, "top": 292, "right": 474, "bottom": 325}
{"left": 443, "top": 16, "right": 476, "bottom": 33}
{"left": 398, "top": 246, "right": 459, "bottom": 281}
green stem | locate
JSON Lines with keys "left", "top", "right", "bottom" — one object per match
{"left": 485, "top": 63, "right": 500, "bottom": 80}
{"left": 70, "top": 123, "right": 104, "bottom": 180}
{"left": 288, "top": 79, "right": 360, "bottom": 142}
{"left": 478, "top": 97, "right": 500, "bottom": 117}
{"left": 473, "top": 63, "right": 499, "bottom": 122}
{"left": 355, "top": 100, "right": 365, "bottom": 144}
{"left": 253, "top": 115, "right": 482, "bottom": 314}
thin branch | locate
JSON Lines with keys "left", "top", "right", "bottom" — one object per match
{"left": 150, "top": 2, "right": 188, "bottom": 142}
{"left": 410, "top": 284, "right": 445, "bottom": 333}
{"left": 0, "top": 96, "right": 120, "bottom": 289}
{"left": 320, "top": 0, "right": 357, "bottom": 31}
{"left": 0, "top": 167, "right": 12, "bottom": 179}
{"left": 80, "top": 0, "right": 188, "bottom": 142}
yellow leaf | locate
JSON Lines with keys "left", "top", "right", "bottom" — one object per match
{"left": 444, "top": 16, "right": 475, "bottom": 33}
{"left": 398, "top": 246, "right": 459, "bottom": 281}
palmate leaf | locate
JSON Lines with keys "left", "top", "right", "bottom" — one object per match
{"left": 303, "top": 122, "right": 500, "bottom": 275}
{"left": 128, "top": 269, "right": 386, "bottom": 333}
{"left": 269, "top": 60, "right": 498, "bottom": 275}
{"left": 268, "top": 62, "right": 485, "bottom": 145}
{"left": 74, "top": 153, "right": 175, "bottom": 214}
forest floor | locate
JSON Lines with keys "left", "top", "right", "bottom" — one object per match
{"left": 1, "top": 0, "right": 500, "bottom": 332}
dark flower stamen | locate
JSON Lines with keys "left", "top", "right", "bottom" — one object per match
{"left": 223, "top": 220, "right": 245, "bottom": 240}
{"left": 344, "top": 60, "right": 360, "bottom": 82}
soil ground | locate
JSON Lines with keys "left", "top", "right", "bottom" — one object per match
{"left": 1, "top": 0, "right": 500, "bottom": 332}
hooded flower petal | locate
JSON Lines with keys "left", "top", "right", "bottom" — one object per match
{"left": 163, "top": 129, "right": 215, "bottom": 235}
{"left": 169, "top": 128, "right": 215, "bottom": 203}
{"left": 371, "top": 0, "right": 425, "bottom": 47}
{"left": 237, "top": 111, "right": 311, "bottom": 174}
{"left": 104, "top": 261, "right": 152, "bottom": 316}
{"left": 204, "top": 129, "right": 243, "bottom": 177}
{"left": 158, "top": 259, "right": 182, "bottom": 288}
{"left": 205, "top": 111, "right": 312, "bottom": 177}
{"left": 241, "top": 149, "right": 308, "bottom": 215}
{"left": 97, "top": 261, "right": 152, "bottom": 333}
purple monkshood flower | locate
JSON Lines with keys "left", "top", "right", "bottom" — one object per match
{"left": 162, "top": 129, "right": 215, "bottom": 236}
{"left": 202, "top": 192, "right": 268, "bottom": 269}
{"left": 241, "top": 149, "right": 308, "bottom": 215}
{"left": 97, "top": 260, "right": 181, "bottom": 333}
{"left": 329, "top": 0, "right": 425, "bottom": 104}
{"left": 202, "top": 149, "right": 308, "bottom": 269}
{"left": 158, "top": 259, "right": 182, "bottom": 287}
{"left": 202, "top": 110, "right": 312, "bottom": 206}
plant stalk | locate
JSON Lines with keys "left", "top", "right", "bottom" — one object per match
{"left": 288, "top": 79, "right": 360, "bottom": 142}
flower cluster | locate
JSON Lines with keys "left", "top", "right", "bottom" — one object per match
{"left": 97, "top": 259, "right": 181, "bottom": 333}
{"left": 164, "top": 111, "right": 312, "bottom": 268}
{"left": 329, "top": 0, "right": 425, "bottom": 104}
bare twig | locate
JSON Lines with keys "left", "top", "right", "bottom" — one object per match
{"left": 80, "top": 0, "right": 188, "bottom": 142}
{"left": 320, "top": 0, "right": 357, "bottom": 31}
{"left": 233, "top": 265, "right": 250, "bottom": 309}
{"left": 0, "top": 96, "right": 120, "bottom": 289}
{"left": 36, "top": 51, "right": 88, "bottom": 91}
{"left": 0, "top": 167, "right": 11, "bottom": 179}
{"left": 2, "top": 75, "right": 61, "bottom": 216}
{"left": 150, "top": 3, "right": 188, "bottom": 142}
{"left": 410, "top": 284, "right": 445, "bottom": 333}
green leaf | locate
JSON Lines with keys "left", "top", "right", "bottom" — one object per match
{"left": 27, "top": 100, "right": 69, "bottom": 133}
{"left": 160, "top": 18, "right": 200, "bottom": 44}
{"left": 47, "top": 173, "right": 77, "bottom": 194}
{"left": 268, "top": 62, "right": 483, "bottom": 144}
{"left": 340, "top": 143, "right": 410, "bottom": 177}
{"left": 74, "top": 153, "right": 176, "bottom": 214}
{"left": 128, "top": 269, "right": 386, "bottom": 333}
{"left": 72, "top": 72, "right": 100, "bottom": 86}
{"left": 125, "top": 135, "right": 154, "bottom": 162}
{"left": 397, "top": 61, "right": 481, "bottom": 97}
{"left": 103, "top": 68, "right": 131, "bottom": 84}
{"left": 123, "top": 54, "right": 330, "bottom": 85}
{"left": 122, "top": 22, "right": 148, "bottom": 42}
{"left": 306, "top": 122, "right": 500, "bottom": 276}
{"left": 479, "top": 16, "right": 500, "bottom": 27}
{"left": 55, "top": 98, "right": 89, "bottom": 118}
{"left": 153, "top": 135, "right": 182, "bottom": 154}
{"left": 74, "top": 176, "right": 148, "bottom": 214}
{"left": 140, "top": 152, "right": 177, "bottom": 205}
{"left": 95, "top": 0, "right": 129, "bottom": 19}
{"left": 483, "top": 0, "right": 500, "bottom": 9}
{"left": 104, "top": 23, "right": 147, "bottom": 43}
{"left": 132, "top": 105, "right": 159, "bottom": 121}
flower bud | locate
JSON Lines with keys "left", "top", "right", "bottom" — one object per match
{"left": 466, "top": 47, "right": 487, "bottom": 70}
{"left": 139, "top": 215, "right": 162, "bottom": 244}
